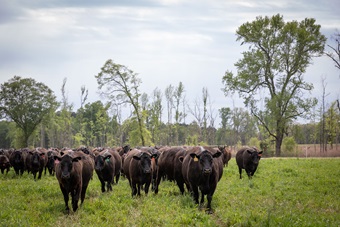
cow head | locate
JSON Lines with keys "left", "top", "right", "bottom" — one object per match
{"left": 246, "top": 148, "right": 263, "bottom": 165}
{"left": 95, "top": 154, "right": 111, "bottom": 171}
{"left": 13, "top": 150, "right": 23, "bottom": 164}
{"left": 133, "top": 152, "right": 155, "bottom": 174}
{"left": 30, "top": 151, "right": 45, "bottom": 167}
{"left": 54, "top": 155, "right": 81, "bottom": 179}
{"left": 190, "top": 150, "right": 221, "bottom": 175}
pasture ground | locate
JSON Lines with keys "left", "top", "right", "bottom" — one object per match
{"left": 0, "top": 158, "right": 339, "bottom": 226}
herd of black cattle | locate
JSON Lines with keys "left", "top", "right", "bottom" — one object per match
{"left": 0, "top": 145, "right": 262, "bottom": 213}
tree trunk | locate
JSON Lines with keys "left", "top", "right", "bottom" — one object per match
{"left": 275, "top": 131, "right": 283, "bottom": 156}
{"left": 137, "top": 116, "right": 145, "bottom": 146}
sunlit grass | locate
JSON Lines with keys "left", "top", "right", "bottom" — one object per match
{"left": 0, "top": 158, "right": 339, "bottom": 226}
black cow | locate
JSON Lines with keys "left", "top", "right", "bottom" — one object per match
{"left": 155, "top": 146, "right": 187, "bottom": 194}
{"left": 46, "top": 148, "right": 59, "bottom": 176}
{"left": 54, "top": 153, "right": 94, "bottom": 213}
{"left": 29, "top": 149, "right": 47, "bottom": 180}
{"left": 236, "top": 146, "right": 263, "bottom": 179}
{"left": 218, "top": 146, "right": 232, "bottom": 167}
{"left": 139, "top": 147, "right": 160, "bottom": 192}
{"left": 9, "top": 149, "right": 26, "bottom": 175}
{"left": 181, "top": 146, "right": 222, "bottom": 213}
{"left": 123, "top": 149, "right": 156, "bottom": 197}
{"left": 95, "top": 149, "right": 122, "bottom": 192}
{"left": 0, "top": 154, "right": 10, "bottom": 174}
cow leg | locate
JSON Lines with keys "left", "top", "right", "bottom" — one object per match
{"left": 200, "top": 193, "right": 205, "bottom": 204}
{"left": 115, "top": 173, "right": 120, "bottom": 184}
{"left": 137, "top": 184, "right": 141, "bottom": 196}
{"left": 81, "top": 184, "right": 89, "bottom": 204}
{"left": 60, "top": 185, "right": 70, "bottom": 213}
{"left": 176, "top": 180, "right": 185, "bottom": 195}
{"left": 131, "top": 182, "right": 137, "bottom": 197}
{"left": 246, "top": 170, "right": 252, "bottom": 179}
{"left": 107, "top": 181, "right": 112, "bottom": 191}
{"left": 38, "top": 169, "right": 43, "bottom": 179}
{"left": 33, "top": 172, "right": 37, "bottom": 180}
{"left": 72, "top": 187, "right": 81, "bottom": 212}
{"left": 192, "top": 185, "right": 199, "bottom": 204}
{"left": 154, "top": 170, "right": 162, "bottom": 194}
{"left": 144, "top": 182, "right": 150, "bottom": 195}
{"left": 99, "top": 179, "right": 106, "bottom": 192}
{"left": 238, "top": 167, "right": 242, "bottom": 179}
{"left": 206, "top": 193, "right": 213, "bottom": 213}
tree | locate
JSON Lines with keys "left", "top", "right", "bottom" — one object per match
{"left": 0, "top": 76, "right": 58, "bottom": 147}
{"left": 325, "top": 30, "right": 340, "bottom": 72}
{"left": 324, "top": 101, "right": 340, "bottom": 149}
{"left": 148, "top": 88, "right": 163, "bottom": 145}
{"left": 174, "top": 82, "right": 185, "bottom": 145}
{"left": 165, "top": 84, "right": 174, "bottom": 144}
{"left": 222, "top": 14, "right": 326, "bottom": 156}
{"left": 325, "top": 30, "right": 340, "bottom": 112}
{"left": 96, "top": 59, "right": 147, "bottom": 146}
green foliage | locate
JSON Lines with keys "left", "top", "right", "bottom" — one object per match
{"left": 185, "top": 135, "right": 198, "bottom": 146}
{"left": 0, "top": 121, "right": 13, "bottom": 148}
{"left": 248, "top": 137, "right": 260, "bottom": 148}
{"left": 0, "top": 76, "right": 58, "bottom": 147}
{"left": 222, "top": 14, "right": 326, "bottom": 156}
{"left": 1, "top": 158, "right": 339, "bottom": 226}
{"left": 324, "top": 101, "right": 340, "bottom": 147}
{"left": 282, "top": 136, "right": 297, "bottom": 155}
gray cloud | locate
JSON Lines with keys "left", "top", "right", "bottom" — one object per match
{"left": 0, "top": 0, "right": 339, "bottom": 125}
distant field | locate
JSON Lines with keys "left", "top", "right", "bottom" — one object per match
{"left": 0, "top": 158, "right": 339, "bottom": 226}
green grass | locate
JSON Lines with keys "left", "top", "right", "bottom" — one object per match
{"left": 0, "top": 158, "right": 339, "bottom": 226}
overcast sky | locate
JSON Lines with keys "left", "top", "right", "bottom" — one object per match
{"left": 0, "top": 0, "right": 339, "bottom": 125}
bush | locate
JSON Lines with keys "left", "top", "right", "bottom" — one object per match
{"left": 282, "top": 136, "right": 297, "bottom": 156}
{"left": 248, "top": 137, "right": 260, "bottom": 148}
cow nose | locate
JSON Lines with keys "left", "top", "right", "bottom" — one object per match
{"left": 203, "top": 168, "right": 212, "bottom": 174}
{"left": 144, "top": 169, "right": 151, "bottom": 173}
{"left": 61, "top": 173, "right": 70, "bottom": 179}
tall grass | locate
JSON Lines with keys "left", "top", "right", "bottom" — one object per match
{"left": 0, "top": 158, "right": 339, "bottom": 226}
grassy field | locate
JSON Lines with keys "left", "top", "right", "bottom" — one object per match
{"left": 0, "top": 158, "right": 339, "bottom": 226}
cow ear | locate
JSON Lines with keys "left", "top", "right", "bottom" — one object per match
{"left": 105, "top": 155, "right": 111, "bottom": 162}
{"left": 190, "top": 153, "right": 199, "bottom": 161}
{"left": 258, "top": 151, "right": 263, "bottom": 154}
{"left": 105, "top": 155, "right": 112, "bottom": 160}
{"left": 72, "top": 156, "right": 82, "bottom": 162}
{"left": 246, "top": 149, "right": 253, "bottom": 154}
{"left": 60, "top": 151, "right": 65, "bottom": 156}
{"left": 133, "top": 155, "right": 141, "bottom": 160}
{"left": 213, "top": 151, "right": 222, "bottom": 158}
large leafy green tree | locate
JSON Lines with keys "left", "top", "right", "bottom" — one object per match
{"left": 96, "top": 59, "right": 148, "bottom": 146}
{"left": 81, "top": 101, "right": 110, "bottom": 147}
{"left": 0, "top": 76, "right": 58, "bottom": 147}
{"left": 222, "top": 14, "right": 326, "bottom": 156}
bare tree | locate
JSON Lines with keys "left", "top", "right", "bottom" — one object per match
{"left": 96, "top": 59, "right": 146, "bottom": 146}
{"left": 325, "top": 30, "right": 340, "bottom": 72}
{"left": 320, "top": 76, "right": 330, "bottom": 153}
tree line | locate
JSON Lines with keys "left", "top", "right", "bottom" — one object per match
{"left": 0, "top": 14, "right": 339, "bottom": 156}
